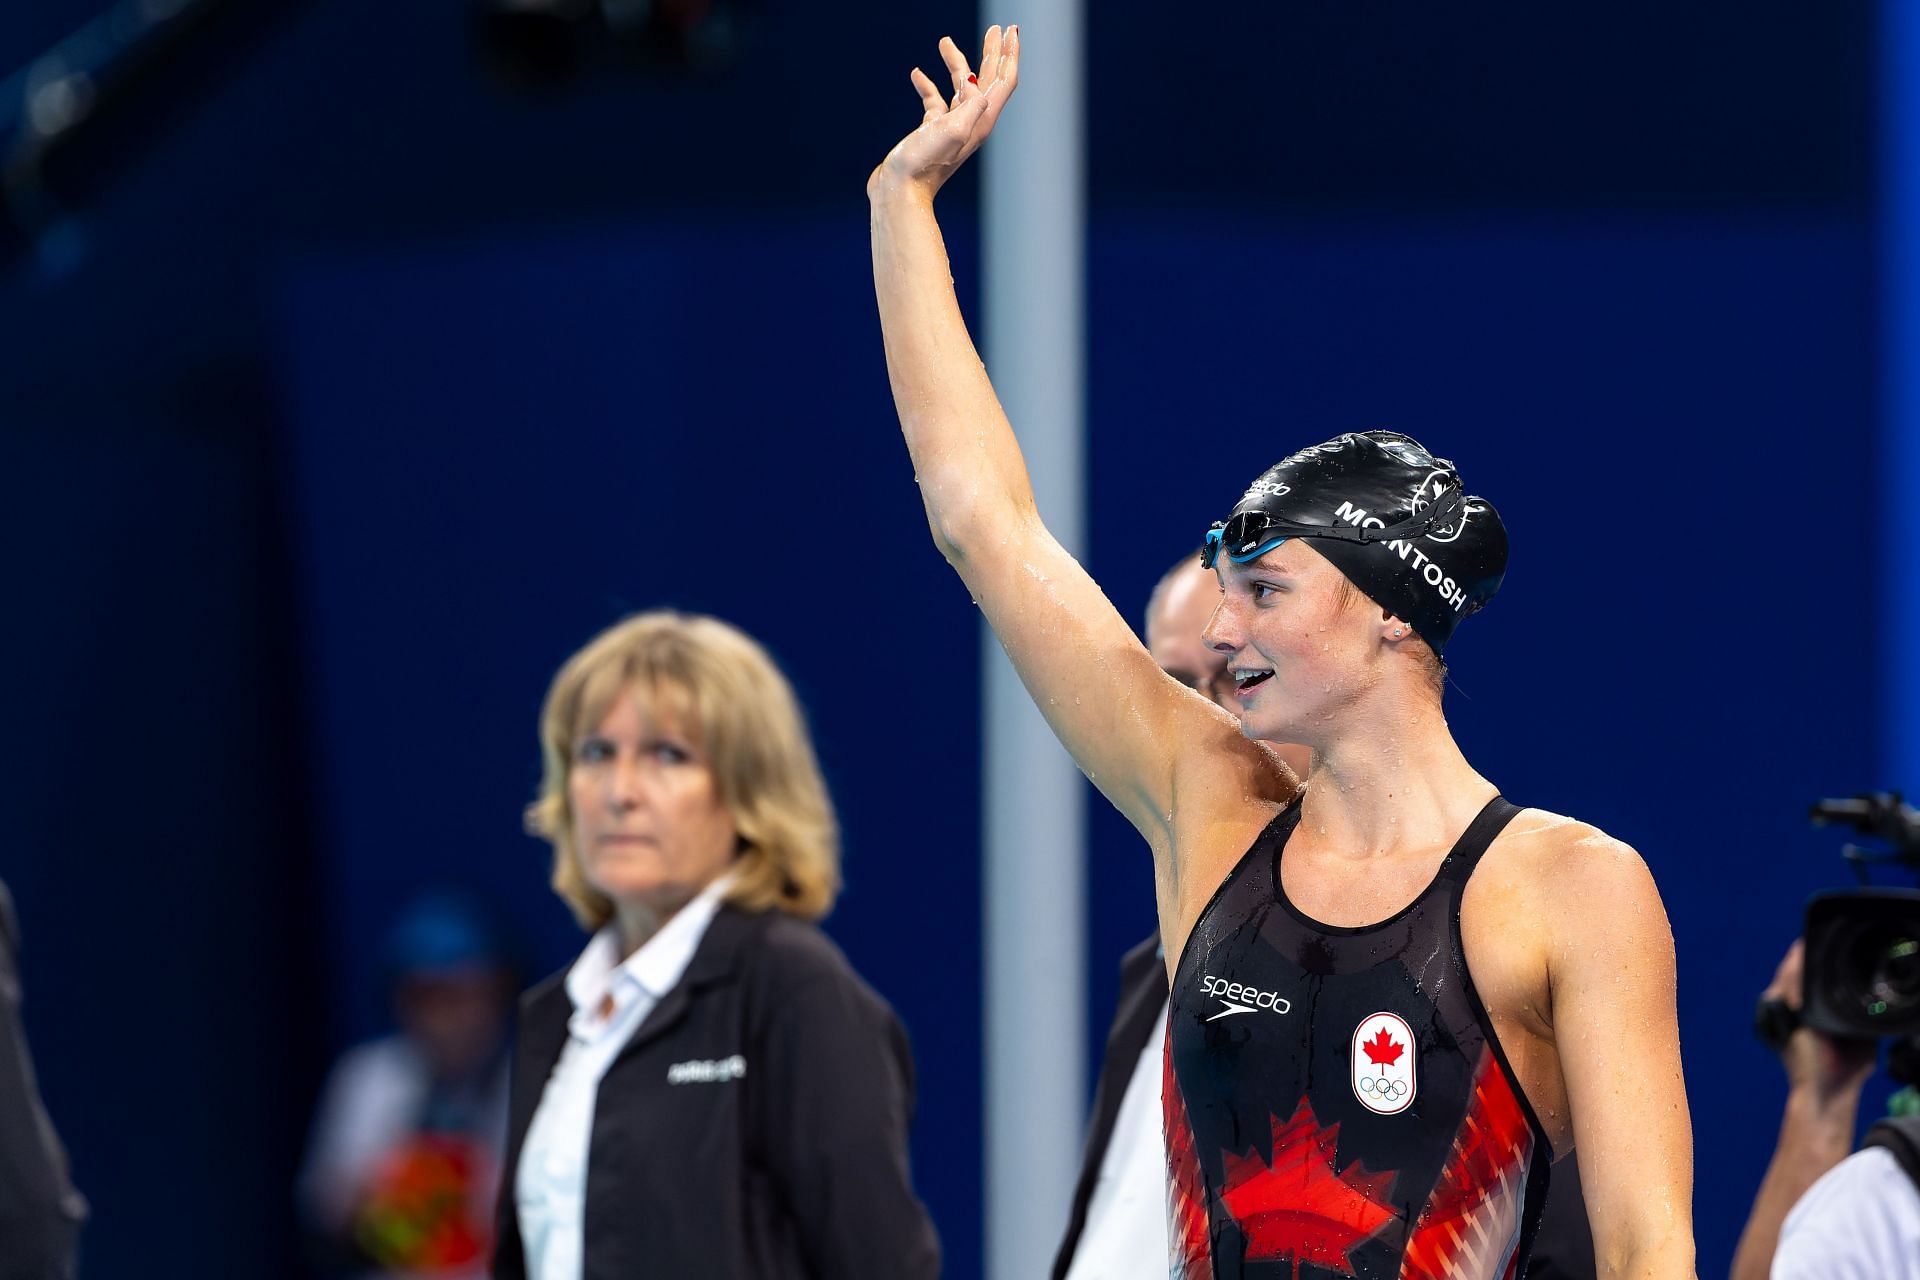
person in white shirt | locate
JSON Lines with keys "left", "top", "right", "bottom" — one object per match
{"left": 492, "top": 610, "right": 939, "bottom": 1280}
{"left": 1772, "top": 1139, "right": 1920, "bottom": 1277}
{"left": 1733, "top": 939, "right": 1920, "bottom": 1280}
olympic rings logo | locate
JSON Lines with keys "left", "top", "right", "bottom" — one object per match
{"left": 1357, "top": 1076, "right": 1409, "bottom": 1100}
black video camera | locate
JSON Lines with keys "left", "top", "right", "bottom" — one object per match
{"left": 1800, "top": 793, "right": 1920, "bottom": 1038}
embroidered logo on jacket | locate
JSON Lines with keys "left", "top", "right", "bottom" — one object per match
{"left": 1350, "top": 1012, "right": 1416, "bottom": 1115}
{"left": 667, "top": 1055, "right": 747, "bottom": 1084}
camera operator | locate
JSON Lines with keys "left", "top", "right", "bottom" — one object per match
{"left": 1730, "top": 939, "right": 1916, "bottom": 1278}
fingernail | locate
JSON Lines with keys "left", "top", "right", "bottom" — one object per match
{"left": 968, "top": 73, "right": 978, "bottom": 84}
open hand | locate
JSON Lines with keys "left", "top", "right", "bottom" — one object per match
{"left": 869, "top": 26, "right": 1021, "bottom": 201}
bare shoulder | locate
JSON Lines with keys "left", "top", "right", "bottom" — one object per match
{"left": 1484, "top": 807, "right": 1671, "bottom": 947}
{"left": 1493, "top": 807, "right": 1654, "bottom": 887}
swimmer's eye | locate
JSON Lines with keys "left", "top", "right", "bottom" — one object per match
{"left": 575, "top": 735, "right": 615, "bottom": 763}
{"left": 1251, "top": 582, "right": 1285, "bottom": 602}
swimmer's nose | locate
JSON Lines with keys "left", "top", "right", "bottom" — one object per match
{"left": 1201, "top": 595, "right": 1237, "bottom": 653}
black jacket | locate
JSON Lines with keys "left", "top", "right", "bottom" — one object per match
{"left": 492, "top": 904, "right": 940, "bottom": 1280}
{"left": 1052, "top": 934, "right": 1165, "bottom": 1280}
{"left": 0, "top": 881, "right": 85, "bottom": 1280}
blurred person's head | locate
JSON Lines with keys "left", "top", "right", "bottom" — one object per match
{"left": 384, "top": 891, "right": 515, "bottom": 1080}
{"left": 1147, "top": 554, "right": 1232, "bottom": 709}
{"left": 528, "top": 611, "right": 839, "bottom": 944}
{"left": 1148, "top": 553, "right": 1312, "bottom": 778}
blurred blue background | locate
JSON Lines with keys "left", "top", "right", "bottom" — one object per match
{"left": 0, "top": 0, "right": 1888, "bottom": 1274}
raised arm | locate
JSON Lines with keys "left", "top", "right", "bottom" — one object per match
{"left": 866, "top": 28, "right": 1290, "bottom": 923}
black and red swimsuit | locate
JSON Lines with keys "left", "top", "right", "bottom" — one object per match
{"left": 1164, "top": 796, "right": 1551, "bottom": 1280}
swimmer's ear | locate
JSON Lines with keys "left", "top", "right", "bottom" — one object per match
{"left": 1381, "top": 615, "right": 1413, "bottom": 643}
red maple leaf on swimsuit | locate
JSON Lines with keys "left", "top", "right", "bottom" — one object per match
{"left": 1218, "top": 1096, "right": 1398, "bottom": 1278}
{"left": 1361, "top": 1027, "right": 1404, "bottom": 1069}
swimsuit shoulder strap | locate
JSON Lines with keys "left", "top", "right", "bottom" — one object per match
{"left": 1427, "top": 794, "right": 1524, "bottom": 893}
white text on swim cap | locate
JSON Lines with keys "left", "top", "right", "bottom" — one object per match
{"left": 1333, "top": 502, "right": 1471, "bottom": 612}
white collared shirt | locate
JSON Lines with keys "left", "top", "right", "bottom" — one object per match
{"left": 514, "top": 876, "right": 734, "bottom": 1280}
{"left": 1066, "top": 1004, "right": 1171, "bottom": 1280}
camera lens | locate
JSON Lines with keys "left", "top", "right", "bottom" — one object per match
{"left": 1840, "top": 923, "right": 1920, "bottom": 1021}
{"left": 1802, "top": 888, "right": 1920, "bottom": 1037}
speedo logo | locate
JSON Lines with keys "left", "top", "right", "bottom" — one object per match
{"left": 1200, "top": 974, "right": 1292, "bottom": 1022}
{"left": 1243, "top": 479, "right": 1292, "bottom": 499}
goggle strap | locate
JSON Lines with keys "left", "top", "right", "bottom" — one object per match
{"left": 1210, "top": 487, "right": 1466, "bottom": 559}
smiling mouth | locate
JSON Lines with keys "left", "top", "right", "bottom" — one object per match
{"left": 1231, "top": 669, "right": 1274, "bottom": 696}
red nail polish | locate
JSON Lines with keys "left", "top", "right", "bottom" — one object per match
{"left": 967, "top": 73, "right": 978, "bottom": 84}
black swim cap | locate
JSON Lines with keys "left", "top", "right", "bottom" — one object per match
{"left": 1200, "top": 431, "right": 1507, "bottom": 655}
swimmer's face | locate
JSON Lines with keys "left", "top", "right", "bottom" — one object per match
{"left": 1148, "top": 560, "right": 1234, "bottom": 712}
{"left": 1202, "top": 540, "right": 1402, "bottom": 745}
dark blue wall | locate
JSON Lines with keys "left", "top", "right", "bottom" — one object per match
{"left": 0, "top": 376, "right": 325, "bottom": 1274}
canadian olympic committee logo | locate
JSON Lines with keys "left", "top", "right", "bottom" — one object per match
{"left": 1350, "top": 1011, "right": 1417, "bottom": 1116}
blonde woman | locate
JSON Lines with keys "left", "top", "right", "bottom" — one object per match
{"left": 492, "top": 611, "right": 939, "bottom": 1280}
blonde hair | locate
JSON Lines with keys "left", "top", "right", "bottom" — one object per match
{"left": 528, "top": 611, "right": 841, "bottom": 929}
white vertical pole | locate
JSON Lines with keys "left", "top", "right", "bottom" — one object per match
{"left": 1885, "top": 0, "right": 1920, "bottom": 790}
{"left": 980, "top": 4, "right": 1087, "bottom": 1279}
